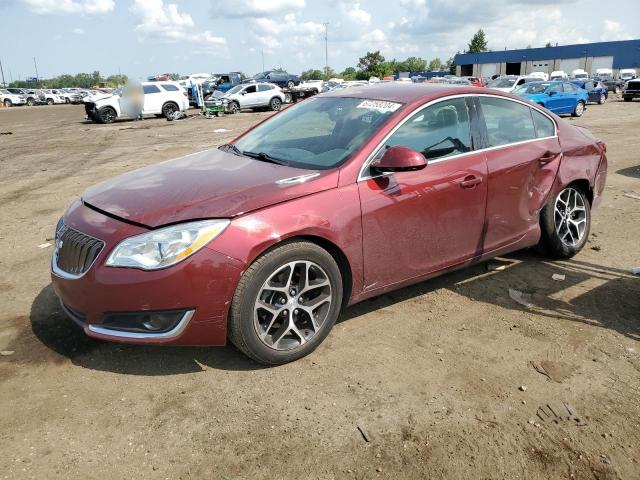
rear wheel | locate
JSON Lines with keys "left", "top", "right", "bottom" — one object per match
{"left": 26, "top": 97, "right": 35, "bottom": 106}
{"left": 269, "top": 97, "right": 282, "bottom": 111}
{"left": 97, "top": 106, "right": 117, "bottom": 124}
{"left": 228, "top": 241, "right": 343, "bottom": 365}
{"left": 162, "top": 102, "right": 178, "bottom": 118}
{"left": 228, "top": 101, "right": 239, "bottom": 114}
{"left": 287, "top": 80, "right": 295, "bottom": 89}
{"left": 46, "top": 98, "right": 54, "bottom": 105}
{"left": 598, "top": 94, "right": 606, "bottom": 104}
{"left": 572, "top": 101, "right": 585, "bottom": 117}
{"left": 538, "top": 186, "right": 590, "bottom": 258}
{"left": 64, "top": 98, "right": 70, "bottom": 104}
{"left": 3, "top": 99, "right": 12, "bottom": 107}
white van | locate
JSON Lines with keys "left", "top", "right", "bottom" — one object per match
{"left": 529, "top": 71, "right": 549, "bottom": 81}
{"left": 86, "top": 81, "right": 189, "bottom": 124}
{"left": 571, "top": 69, "right": 588, "bottom": 79}
{"left": 550, "top": 70, "right": 568, "bottom": 80}
{"left": 619, "top": 69, "right": 637, "bottom": 81}
{"left": 487, "top": 75, "right": 541, "bottom": 92}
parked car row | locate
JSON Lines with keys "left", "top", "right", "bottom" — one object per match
{"left": 0, "top": 87, "right": 107, "bottom": 107}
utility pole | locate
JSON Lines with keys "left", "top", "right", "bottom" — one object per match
{"left": 33, "top": 57, "right": 39, "bottom": 81}
{"left": 261, "top": 49, "right": 265, "bottom": 72}
{"left": 323, "top": 22, "right": 329, "bottom": 78}
{"left": 0, "top": 58, "right": 5, "bottom": 86}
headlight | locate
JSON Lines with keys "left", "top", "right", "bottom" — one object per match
{"left": 106, "top": 219, "right": 229, "bottom": 270}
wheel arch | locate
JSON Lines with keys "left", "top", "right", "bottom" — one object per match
{"left": 566, "top": 178, "right": 593, "bottom": 205}
{"left": 246, "top": 234, "right": 353, "bottom": 310}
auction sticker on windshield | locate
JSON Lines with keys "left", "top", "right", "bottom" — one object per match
{"left": 357, "top": 100, "right": 402, "bottom": 113}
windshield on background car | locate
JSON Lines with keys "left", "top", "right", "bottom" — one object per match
{"left": 226, "top": 85, "right": 244, "bottom": 95}
{"left": 488, "top": 78, "right": 516, "bottom": 88}
{"left": 232, "top": 97, "right": 402, "bottom": 170}
{"left": 514, "top": 83, "right": 549, "bottom": 94}
{"left": 252, "top": 73, "right": 267, "bottom": 80}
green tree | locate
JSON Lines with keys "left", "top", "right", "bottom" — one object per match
{"left": 428, "top": 57, "right": 443, "bottom": 71}
{"left": 323, "top": 67, "right": 337, "bottom": 80}
{"left": 403, "top": 56, "right": 428, "bottom": 72}
{"left": 341, "top": 67, "right": 357, "bottom": 80}
{"left": 356, "top": 51, "right": 392, "bottom": 80}
{"left": 545, "top": 42, "right": 553, "bottom": 48}
{"left": 106, "top": 74, "right": 128, "bottom": 87}
{"left": 446, "top": 57, "right": 456, "bottom": 75}
{"left": 301, "top": 69, "right": 324, "bottom": 81}
{"left": 467, "top": 29, "right": 488, "bottom": 53}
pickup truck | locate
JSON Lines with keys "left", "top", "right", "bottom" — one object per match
{"left": 623, "top": 79, "right": 640, "bottom": 102}
{"left": 202, "top": 73, "right": 242, "bottom": 99}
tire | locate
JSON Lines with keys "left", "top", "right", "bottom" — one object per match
{"left": 97, "top": 106, "right": 117, "bottom": 124}
{"left": 3, "top": 99, "right": 12, "bottom": 107}
{"left": 228, "top": 101, "right": 240, "bottom": 114}
{"left": 614, "top": 86, "right": 621, "bottom": 94}
{"left": 284, "top": 93, "right": 293, "bottom": 104}
{"left": 269, "top": 97, "right": 282, "bottom": 111}
{"left": 162, "top": 102, "right": 178, "bottom": 118}
{"left": 287, "top": 80, "right": 295, "bottom": 89}
{"left": 46, "top": 99, "right": 54, "bottom": 105}
{"left": 228, "top": 241, "right": 343, "bottom": 365}
{"left": 216, "top": 111, "right": 224, "bottom": 117}
{"left": 572, "top": 101, "right": 585, "bottom": 117}
{"left": 598, "top": 94, "right": 606, "bottom": 105}
{"left": 538, "top": 186, "right": 591, "bottom": 259}
{"left": 65, "top": 98, "right": 70, "bottom": 104}
{"left": 26, "top": 97, "right": 35, "bottom": 106}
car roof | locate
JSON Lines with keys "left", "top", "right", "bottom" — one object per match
{"left": 323, "top": 82, "right": 484, "bottom": 103}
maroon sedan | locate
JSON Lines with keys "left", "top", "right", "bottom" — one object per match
{"left": 51, "top": 84, "right": 607, "bottom": 365}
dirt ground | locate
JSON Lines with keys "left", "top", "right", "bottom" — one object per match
{"left": 0, "top": 98, "right": 639, "bottom": 480}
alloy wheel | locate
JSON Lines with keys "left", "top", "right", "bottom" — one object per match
{"left": 554, "top": 188, "right": 587, "bottom": 247}
{"left": 575, "top": 102, "right": 584, "bottom": 116}
{"left": 599, "top": 94, "right": 606, "bottom": 104}
{"left": 254, "top": 260, "right": 332, "bottom": 351}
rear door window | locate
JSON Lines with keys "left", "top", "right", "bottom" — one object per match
{"left": 143, "top": 85, "right": 161, "bottom": 94}
{"left": 531, "top": 109, "right": 555, "bottom": 138}
{"left": 258, "top": 84, "right": 273, "bottom": 92}
{"left": 244, "top": 85, "right": 257, "bottom": 94}
{"left": 383, "top": 97, "right": 472, "bottom": 161}
{"left": 160, "top": 84, "right": 179, "bottom": 91}
{"left": 478, "top": 97, "right": 536, "bottom": 146}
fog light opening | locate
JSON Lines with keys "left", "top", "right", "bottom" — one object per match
{"left": 101, "top": 310, "right": 189, "bottom": 334}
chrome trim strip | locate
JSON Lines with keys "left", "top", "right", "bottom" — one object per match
{"left": 357, "top": 92, "right": 558, "bottom": 182}
{"left": 87, "top": 309, "right": 195, "bottom": 340}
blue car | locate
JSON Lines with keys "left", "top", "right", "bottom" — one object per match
{"left": 513, "top": 81, "right": 589, "bottom": 117}
{"left": 571, "top": 79, "right": 608, "bottom": 104}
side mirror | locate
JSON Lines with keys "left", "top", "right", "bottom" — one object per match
{"left": 548, "top": 90, "right": 557, "bottom": 96}
{"left": 240, "top": 91, "right": 246, "bottom": 95}
{"left": 371, "top": 145, "right": 427, "bottom": 173}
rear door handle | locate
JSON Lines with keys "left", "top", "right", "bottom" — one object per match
{"left": 459, "top": 175, "right": 482, "bottom": 188}
{"left": 539, "top": 151, "right": 560, "bottom": 165}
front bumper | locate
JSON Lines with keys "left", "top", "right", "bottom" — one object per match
{"left": 51, "top": 200, "right": 245, "bottom": 345}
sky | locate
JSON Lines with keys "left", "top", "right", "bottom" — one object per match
{"left": 0, "top": 0, "right": 637, "bottom": 81}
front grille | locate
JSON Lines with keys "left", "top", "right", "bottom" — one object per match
{"left": 626, "top": 81, "right": 640, "bottom": 91}
{"left": 55, "top": 223, "right": 104, "bottom": 276}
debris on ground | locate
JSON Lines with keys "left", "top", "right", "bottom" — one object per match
{"left": 0, "top": 350, "right": 15, "bottom": 356}
{"left": 509, "top": 289, "right": 534, "bottom": 308}
{"left": 623, "top": 191, "right": 640, "bottom": 200}
{"left": 552, "top": 273, "right": 565, "bottom": 281}
{"left": 357, "top": 424, "right": 371, "bottom": 443}
{"left": 0, "top": 131, "right": 12, "bottom": 135}
{"left": 213, "top": 128, "right": 231, "bottom": 133}
{"left": 167, "top": 111, "right": 189, "bottom": 121}
{"left": 631, "top": 267, "right": 640, "bottom": 275}
{"left": 531, "top": 361, "right": 576, "bottom": 383}
{"left": 591, "top": 245, "right": 602, "bottom": 251}
{"left": 536, "top": 401, "right": 587, "bottom": 426}
{"left": 37, "top": 242, "right": 52, "bottom": 249}
{"left": 519, "top": 385, "right": 528, "bottom": 392}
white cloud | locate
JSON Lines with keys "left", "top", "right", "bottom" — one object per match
{"left": 213, "top": 0, "right": 305, "bottom": 18}
{"left": 72, "top": 27, "right": 85, "bottom": 34}
{"left": 22, "top": 0, "right": 113, "bottom": 14}
{"left": 247, "top": 14, "right": 324, "bottom": 53}
{"left": 340, "top": 1, "right": 371, "bottom": 25}
{"left": 131, "top": 0, "right": 227, "bottom": 48}
{"left": 600, "top": 19, "right": 631, "bottom": 41}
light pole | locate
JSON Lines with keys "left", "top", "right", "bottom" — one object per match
{"left": 33, "top": 57, "right": 39, "bottom": 81}
{"left": 323, "top": 22, "right": 329, "bottom": 78}
{"left": 261, "top": 49, "right": 265, "bottom": 72}
{"left": 0, "top": 58, "right": 5, "bottom": 86}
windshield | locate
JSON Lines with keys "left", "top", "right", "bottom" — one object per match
{"left": 514, "top": 83, "right": 549, "bottom": 94}
{"left": 252, "top": 72, "right": 268, "bottom": 80}
{"left": 233, "top": 97, "right": 402, "bottom": 170}
{"left": 488, "top": 78, "right": 516, "bottom": 88}
{"left": 226, "top": 85, "right": 244, "bottom": 95}
{"left": 0, "top": 89, "right": 9, "bottom": 94}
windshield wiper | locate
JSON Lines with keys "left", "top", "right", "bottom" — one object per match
{"left": 242, "top": 151, "right": 288, "bottom": 166}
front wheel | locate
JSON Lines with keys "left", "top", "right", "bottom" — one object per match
{"left": 287, "top": 80, "right": 295, "bottom": 89}
{"left": 46, "top": 99, "right": 54, "bottom": 105}
{"left": 598, "top": 94, "right": 606, "bottom": 104}
{"left": 538, "top": 186, "right": 591, "bottom": 258}
{"left": 65, "top": 98, "right": 70, "bottom": 104}
{"left": 3, "top": 99, "right": 12, "bottom": 107}
{"left": 97, "top": 106, "right": 117, "bottom": 124}
{"left": 26, "top": 98, "right": 35, "bottom": 106}
{"left": 572, "top": 101, "right": 585, "bottom": 117}
{"left": 228, "top": 101, "right": 239, "bottom": 114}
{"left": 228, "top": 242, "right": 343, "bottom": 365}
{"left": 269, "top": 97, "right": 282, "bottom": 111}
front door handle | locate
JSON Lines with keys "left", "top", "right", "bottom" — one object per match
{"left": 460, "top": 175, "right": 482, "bottom": 188}
{"left": 538, "top": 151, "right": 559, "bottom": 165}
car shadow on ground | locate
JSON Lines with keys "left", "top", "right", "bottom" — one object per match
{"left": 341, "top": 251, "right": 640, "bottom": 341}
{"left": 23, "top": 252, "right": 639, "bottom": 376}
{"left": 616, "top": 165, "right": 640, "bottom": 179}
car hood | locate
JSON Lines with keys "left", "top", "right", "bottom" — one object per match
{"left": 81, "top": 148, "right": 339, "bottom": 228}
